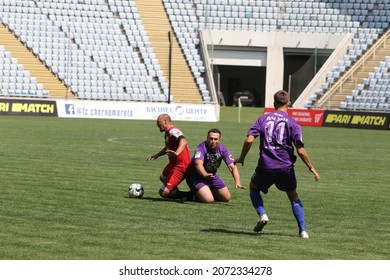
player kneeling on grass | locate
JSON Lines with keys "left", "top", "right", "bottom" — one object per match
{"left": 186, "top": 128, "right": 244, "bottom": 203}
{"left": 146, "top": 114, "right": 193, "bottom": 200}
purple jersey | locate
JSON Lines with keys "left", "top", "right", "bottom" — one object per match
{"left": 248, "top": 110, "right": 303, "bottom": 170}
{"left": 190, "top": 141, "right": 234, "bottom": 175}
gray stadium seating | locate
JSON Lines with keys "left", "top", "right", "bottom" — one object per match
{"left": 0, "top": 0, "right": 389, "bottom": 110}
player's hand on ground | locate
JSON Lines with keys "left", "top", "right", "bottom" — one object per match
{"left": 235, "top": 184, "right": 245, "bottom": 189}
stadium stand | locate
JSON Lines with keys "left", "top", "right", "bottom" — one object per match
{"left": 0, "top": 23, "right": 61, "bottom": 97}
{"left": 0, "top": 0, "right": 207, "bottom": 103}
{"left": 0, "top": 0, "right": 389, "bottom": 110}
{"left": 312, "top": 28, "right": 390, "bottom": 111}
{"left": 192, "top": 0, "right": 390, "bottom": 111}
{"left": 341, "top": 55, "right": 390, "bottom": 111}
{"left": 0, "top": 43, "right": 49, "bottom": 98}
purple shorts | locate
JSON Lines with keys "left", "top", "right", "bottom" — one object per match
{"left": 251, "top": 165, "right": 297, "bottom": 194}
{"left": 186, "top": 173, "right": 226, "bottom": 192}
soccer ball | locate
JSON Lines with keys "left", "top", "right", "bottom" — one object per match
{"left": 128, "top": 183, "right": 144, "bottom": 198}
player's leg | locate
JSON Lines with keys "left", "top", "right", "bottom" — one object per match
{"left": 185, "top": 176, "right": 213, "bottom": 203}
{"left": 287, "top": 190, "right": 308, "bottom": 238}
{"left": 211, "top": 186, "right": 231, "bottom": 202}
{"left": 196, "top": 185, "right": 215, "bottom": 203}
{"left": 278, "top": 167, "right": 308, "bottom": 238}
{"left": 160, "top": 164, "right": 193, "bottom": 200}
{"left": 159, "top": 164, "right": 173, "bottom": 198}
{"left": 160, "top": 186, "right": 192, "bottom": 199}
{"left": 250, "top": 168, "right": 273, "bottom": 232}
{"left": 159, "top": 174, "right": 166, "bottom": 183}
{"left": 250, "top": 182, "right": 265, "bottom": 216}
{"left": 160, "top": 163, "right": 171, "bottom": 185}
{"left": 250, "top": 182, "right": 269, "bottom": 232}
{"left": 160, "top": 183, "right": 191, "bottom": 199}
{"left": 209, "top": 175, "right": 231, "bottom": 202}
{"left": 172, "top": 187, "right": 194, "bottom": 200}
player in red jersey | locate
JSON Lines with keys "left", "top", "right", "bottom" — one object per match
{"left": 147, "top": 114, "right": 193, "bottom": 200}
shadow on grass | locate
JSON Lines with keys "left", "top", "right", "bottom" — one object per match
{"left": 125, "top": 196, "right": 187, "bottom": 203}
{"left": 126, "top": 196, "right": 234, "bottom": 206}
{"left": 201, "top": 228, "right": 296, "bottom": 238}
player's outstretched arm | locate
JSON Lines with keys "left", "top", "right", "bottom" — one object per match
{"left": 309, "top": 167, "right": 320, "bottom": 181}
{"left": 235, "top": 135, "right": 255, "bottom": 166}
{"left": 296, "top": 145, "right": 320, "bottom": 181}
{"left": 228, "top": 163, "right": 245, "bottom": 189}
{"left": 146, "top": 147, "right": 167, "bottom": 161}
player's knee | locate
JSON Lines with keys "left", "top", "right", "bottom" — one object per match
{"left": 197, "top": 192, "right": 214, "bottom": 203}
{"left": 250, "top": 182, "right": 260, "bottom": 192}
{"left": 218, "top": 197, "right": 230, "bottom": 202}
{"left": 218, "top": 191, "right": 231, "bottom": 202}
{"left": 158, "top": 188, "right": 164, "bottom": 197}
{"left": 225, "top": 194, "right": 231, "bottom": 202}
{"left": 196, "top": 186, "right": 214, "bottom": 203}
{"left": 159, "top": 185, "right": 170, "bottom": 198}
{"left": 200, "top": 196, "right": 214, "bottom": 203}
{"left": 287, "top": 190, "right": 299, "bottom": 201}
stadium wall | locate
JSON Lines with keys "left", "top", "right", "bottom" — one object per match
{"left": 200, "top": 30, "right": 350, "bottom": 108}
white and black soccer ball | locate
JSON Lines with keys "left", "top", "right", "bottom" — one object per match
{"left": 128, "top": 183, "right": 144, "bottom": 198}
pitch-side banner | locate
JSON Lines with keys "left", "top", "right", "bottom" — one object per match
{"left": 323, "top": 110, "right": 390, "bottom": 130}
{"left": 0, "top": 98, "right": 57, "bottom": 116}
{"left": 56, "top": 100, "right": 220, "bottom": 122}
{"left": 263, "top": 108, "right": 324, "bottom": 126}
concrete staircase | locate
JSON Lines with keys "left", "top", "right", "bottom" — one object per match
{"left": 0, "top": 23, "right": 68, "bottom": 98}
{"left": 315, "top": 29, "right": 390, "bottom": 109}
{"left": 134, "top": 0, "right": 202, "bottom": 103}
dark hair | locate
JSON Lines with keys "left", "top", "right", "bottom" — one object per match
{"left": 273, "top": 90, "right": 290, "bottom": 108}
{"left": 208, "top": 128, "right": 221, "bottom": 136}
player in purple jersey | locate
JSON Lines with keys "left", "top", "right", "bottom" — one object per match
{"left": 186, "top": 128, "right": 244, "bottom": 203}
{"left": 235, "top": 90, "right": 320, "bottom": 238}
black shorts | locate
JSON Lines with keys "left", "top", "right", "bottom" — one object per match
{"left": 251, "top": 166, "right": 297, "bottom": 194}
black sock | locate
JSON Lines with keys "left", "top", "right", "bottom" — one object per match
{"left": 174, "top": 190, "right": 194, "bottom": 200}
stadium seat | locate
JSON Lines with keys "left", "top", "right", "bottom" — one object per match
{"left": 1, "top": 0, "right": 390, "bottom": 105}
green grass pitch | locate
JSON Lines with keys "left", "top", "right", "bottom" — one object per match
{"left": 0, "top": 106, "right": 389, "bottom": 260}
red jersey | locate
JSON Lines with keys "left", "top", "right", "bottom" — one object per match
{"left": 165, "top": 125, "right": 191, "bottom": 167}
